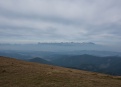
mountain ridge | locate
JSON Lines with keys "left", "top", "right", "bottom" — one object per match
{"left": 51, "top": 54, "right": 121, "bottom": 76}
{"left": 28, "top": 57, "right": 53, "bottom": 65}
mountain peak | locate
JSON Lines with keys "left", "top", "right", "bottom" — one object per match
{"left": 81, "top": 42, "right": 96, "bottom": 45}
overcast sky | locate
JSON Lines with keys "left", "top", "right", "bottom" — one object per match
{"left": 0, "top": 0, "right": 121, "bottom": 46}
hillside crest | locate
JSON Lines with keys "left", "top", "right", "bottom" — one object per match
{"left": 0, "top": 56, "right": 121, "bottom": 87}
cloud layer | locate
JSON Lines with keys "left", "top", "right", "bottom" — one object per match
{"left": 0, "top": 0, "right": 121, "bottom": 46}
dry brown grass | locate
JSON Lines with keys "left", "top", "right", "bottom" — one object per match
{"left": 0, "top": 56, "right": 121, "bottom": 87}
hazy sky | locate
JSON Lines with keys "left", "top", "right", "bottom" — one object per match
{"left": 0, "top": 0, "right": 121, "bottom": 45}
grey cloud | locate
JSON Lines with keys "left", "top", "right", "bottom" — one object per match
{"left": 0, "top": 24, "right": 65, "bottom": 41}
{"left": 0, "top": 6, "right": 81, "bottom": 26}
{"left": 0, "top": 0, "right": 121, "bottom": 46}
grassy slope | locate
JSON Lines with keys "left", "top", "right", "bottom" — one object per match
{"left": 0, "top": 56, "right": 121, "bottom": 87}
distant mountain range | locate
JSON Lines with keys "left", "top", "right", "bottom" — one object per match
{"left": 25, "top": 54, "right": 121, "bottom": 76}
{"left": 0, "top": 42, "right": 121, "bottom": 76}
{"left": 0, "top": 42, "right": 114, "bottom": 51}
{"left": 51, "top": 54, "right": 121, "bottom": 76}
